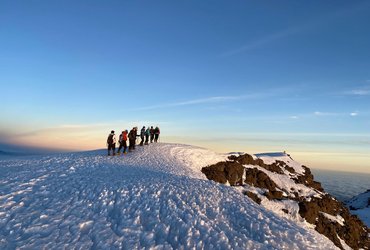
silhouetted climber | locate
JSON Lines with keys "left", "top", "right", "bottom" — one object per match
{"left": 145, "top": 127, "right": 150, "bottom": 145}
{"left": 150, "top": 126, "right": 154, "bottom": 143}
{"left": 154, "top": 126, "right": 160, "bottom": 142}
{"left": 128, "top": 127, "right": 138, "bottom": 151}
{"left": 107, "top": 130, "right": 116, "bottom": 156}
{"left": 117, "top": 130, "right": 128, "bottom": 155}
{"left": 139, "top": 126, "right": 145, "bottom": 146}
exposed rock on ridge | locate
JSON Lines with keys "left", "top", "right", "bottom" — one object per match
{"left": 202, "top": 153, "right": 369, "bottom": 250}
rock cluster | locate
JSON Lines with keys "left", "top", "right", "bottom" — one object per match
{"left": 299, "top": 195, "right": 369, "bottom": 249}
{"left": 202, "top": 153, "right": 369, "bottom": 250}
{"left": 201, "top": 161, "right": 244, "bottom": 186}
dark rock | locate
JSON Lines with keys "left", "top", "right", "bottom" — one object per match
{"left": 338, "top": 209, "right": 370, "bottom": 250}
{"left": 228, "top": 153, "right": 285, "bottom": 174}
{"left": 282, "top": 209, "right": 289, "bottom": 214}
{"left": 298, "top": 195, "right": 369, "bottom": 250}
{"left": 262, "top": 162, "right": 285, "bottom": 175}
{"left": 243, "top": 191, "right": 261, "bottom": 204}
{"left": 225, "top": 162, "right": 244, "bottom": 186}
{"left": 293, "top": 166, "right": 324, "bottom": 191}
{"left": 244, "top": 168, "right": 278, "bottom": 191}
{"left": 201, "top": 162, "right": 228, "bottom": 184}
{"left": 315, "top": 213, "right": 344, "bottom": 249}
{"left": 265, "top": 190, "right": 284, "bottom": 200}
{"left": 283, "top": 165, "right": 295, "bottom": 173}
{"left": 201, "top": 161, "right": 244, "bottom": 186}
{"left": 229, "top": 153, "right": 255, "bottom": 165}
{"left": 298, "top": 199, "right": 320, "bottom": 224}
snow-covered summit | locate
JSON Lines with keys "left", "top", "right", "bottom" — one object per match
{"left": 0, "top": 143, "right": 339, "bottom": 249}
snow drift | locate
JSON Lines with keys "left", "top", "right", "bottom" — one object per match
{"left": 0, "top": 143, "right": 349, "bottom": 249}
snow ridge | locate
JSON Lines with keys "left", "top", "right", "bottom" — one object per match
{"left": 0, "top": 143, "right": 337, "bottom": 249}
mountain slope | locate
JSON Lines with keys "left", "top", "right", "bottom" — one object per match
{"left": 202, "top": 151, "right": 369, "bottom": 250}
{"left": 0, "top": 143, "right": 338, "bottom": 249}
{"left": 347, "top": 190, "right": 370, "bottom": 227}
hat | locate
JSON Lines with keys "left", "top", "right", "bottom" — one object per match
{"left": 111, "top": 130, "right": 114, "bottom": 133}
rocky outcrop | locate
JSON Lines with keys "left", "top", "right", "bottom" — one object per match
{"left": 243, "top": 191, "right": 261, "bottom": 204}
{"left": 228, "top": 153, "right": 285, "bottom": 174}
{"left": 244, "top": 168, "right": 278, "bottom": 191}
{"left": 293, "top": 165, "right": 324, "bottom": 191}
{"left": 299, "top": 195, "right": 369, "bottom": 250}
{"left": 202, "top": 152, "right": 369, "bottom": 250}
{"left": 201, "top": 161, "right": 244, "bottom": 186}
{"left": 265, "top": 190, "right": 284, "bottom": 200}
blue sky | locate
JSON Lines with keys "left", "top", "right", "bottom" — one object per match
{"left": 1, "top": 1, "right": 370, "bottom": 173}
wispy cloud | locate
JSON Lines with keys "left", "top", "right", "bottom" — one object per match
{"left": 314, "top": 111, "right": 338, "bottom": 117}
{"left": 314, "top": 111, "right": 362, "bottom": 117}
{"left": 287, "top": 111, "right": 361, "bottom": 119}
{"left": 347, "top": 88, "right": 370, "bottom": 96}
{"left": 220, "top": 2, "right": 370, "bottom": 57}
{"left": 339, "top": 81, "right": 370, "bottom": 96}
{"left": 134, "top": 92, "right": 273, "bottom": 111}
{"left": 220, "top": 27, "right": 299, "bottom": 57}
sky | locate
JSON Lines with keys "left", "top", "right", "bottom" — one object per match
{"left": 1, "top": 0, "right": 370, "bottom": 173}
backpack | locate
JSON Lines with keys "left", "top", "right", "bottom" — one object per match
{"left": 107, "top": 134, "right": 114, "bottom": 144}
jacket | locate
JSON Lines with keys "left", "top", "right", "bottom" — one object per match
{"left": 107, "top": 133, "right": 116, "bottom": 144}
{"left": 128, "top": 130, "right": 137, "bottom": 140}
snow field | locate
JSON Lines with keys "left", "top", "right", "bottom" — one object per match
{"left": 0, "top": 143, "right": 338, "bottom": 249}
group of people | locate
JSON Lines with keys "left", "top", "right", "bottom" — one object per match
{"left": 106, "top": 126, "right": 161, "bottom": 156}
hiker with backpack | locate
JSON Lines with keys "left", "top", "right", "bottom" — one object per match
{"left": 139, "top": 126, "right": 145, "bottom": 146}
{"left": 154, "top": 126, "right": 160, "bottom": 142}
{"left": 145, "top": 127, "right": 150, "bottom": 145}
{"left": 150, "top": 126, "right": 154, "bottom": 143}
{"left": 128, "top": 127, "right": 138, "bottom": 151}
{"left": 107, "top": 130, "right": 116, "bottom": 156}
{"left": 116, "top": 130, "right": 128, "bottom": 155}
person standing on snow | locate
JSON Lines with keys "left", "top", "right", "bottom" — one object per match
{"left": 107, "top": 130, "right": 116, "bottom": 156}
{"left": 139, "top": 126, "right": 145, "bottom": 146}
{"left": 154, "top": 126, "right": 160, "bottom": 142}
{"left": 144, "top": 127, "right": 150, "bottom": 145}
{"left": 117, "top": 130, "right": 128, "bottom": 155}
{"left": 128, "top": 127, "right": 137, "bottom": 151}
{"left": 150, "top": 126, "right": 155, "bottom": 143}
